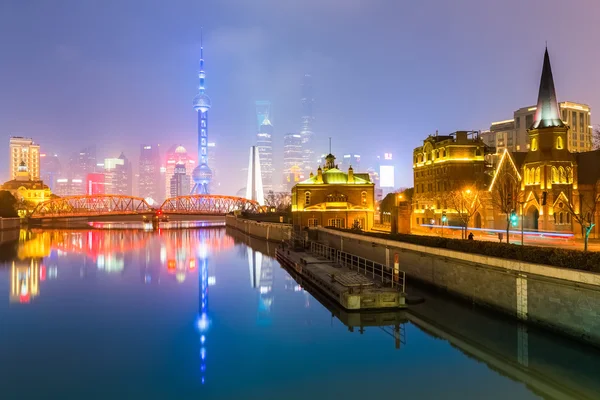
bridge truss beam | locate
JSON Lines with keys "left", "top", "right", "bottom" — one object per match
{"left": 31, "top": 195, "right": 154, "bottom": 219}
{"left": 160, "top": 195, "right": 263, "bottom": 214}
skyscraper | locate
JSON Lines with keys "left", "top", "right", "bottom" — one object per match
{"left": 283, "top": 133, "right": 303, "bottom": 191}
{"left": 300, "top": 74, "right": 315, "bottom": 172}
{"left": 69, "top": 145, "right": 97, "bottom": 178}
{"left": 170, "top": 163, "right": 191, "bottom": 197}
{"left": 164, "top": 145, "right": 195, "bottom": 199}
{"left": 256, "top": 118, "right": 274, "bottom": 195}
{"left": 245, "top": 146, "right": 264, "bottom": 204}
{"left": 9, "top": 137, "right": 40, "bottom": 181}
{"left": 191, "top": 33, "right": 212, "bottom": 195}
{"left": 40, "top": 153, "right": 61, "bottom": 191}
{"left": 139, "top": 144, "right": 161, "bottom": 202}
{"left": 255, "top": 101, "right": 272, "bottom": 131}
{"left": 103, "top": 153, "right": 132, "bottom": 195}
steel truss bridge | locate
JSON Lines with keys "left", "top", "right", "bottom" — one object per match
{"left": 160, "top": 194, "right": 262, "bottom": 214}
{"left": 30, "top": 194, "right": 262, "bottom": 219}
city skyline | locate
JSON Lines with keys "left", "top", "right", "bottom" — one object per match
{"left": 1, "top": 1, "right": 599, "bottom": 195}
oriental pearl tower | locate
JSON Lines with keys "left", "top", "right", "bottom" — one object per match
{"left": 191, "top": 32, "right": 212, "bottom": 194}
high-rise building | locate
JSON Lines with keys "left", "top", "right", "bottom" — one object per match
{"left": 40, "top": 153, "right": 61, "bottom": 191}
{"left": 283, "top": 133, "right": 304, "bottom": 191}
{"left": 488, "top": 101, "right": 592, "bottom": 153}
{"left": 207, "top": 142, "right": 219, "bottom": 193}
{"left": 340, "top": 154, "right": 361, "bottom": 170}
{"left": 86, "top": 173, "right": 105, "bottom": 195}
{"left": 191, "top": 33, "right": 212, "bottom": 195}
{"left": 103, "top": 153, "right": 132, "bottom": 195}
{"left": 69, "top": 145, "right": 97, "bottom": 178}
{"left": 9, "top": 137, "right": 40, "bottom": 181}
{"left": 54, "top": 178, "right": 85, "bottom": 196}
{"left": 257, "top": 118, "right": 274, "bottom": 195}
{"left": 255, "top": 101, "right": 272, "bottom": 131}
{"left": 170, "top": 163, "right": 191, "bottom": 197}
{"left": 300, "top": 74, "right": 315, "bottom": 172}
{"left": 245, "top": 146, "right": 264, "bottom": 204}
{"left": 164, "top": 145, "right": 195, "bottom": 199}
{"left": 139, "top": 144, "right": 161, "bottom": 202}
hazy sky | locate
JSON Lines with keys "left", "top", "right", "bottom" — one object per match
{"left": 1, "top": 0, "right": 599, "bottom": 194}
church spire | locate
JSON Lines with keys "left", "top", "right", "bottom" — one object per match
{"left": 531, "top": 47, "right": 565, "bottom": 129}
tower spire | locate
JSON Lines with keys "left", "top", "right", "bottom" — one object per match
{"left": 531, "top": 47, "right": 564, "bottom": 129}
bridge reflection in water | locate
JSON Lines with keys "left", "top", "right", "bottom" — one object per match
{"left": 232, "top": 229, "right": 600, "bottom": 400}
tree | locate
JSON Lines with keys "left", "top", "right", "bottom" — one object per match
{"left": 0, "top": 191, "right": 19, "bottom": 218}
{"left": 490, "top": 154, "right": 522, "bottom": 243}
{"left": 446, "top": 186, "right": 482, "bottom": 239}
{"left": 593, "top": 125, "right": 600, "bottom": 150}
{"left": 563, "top": 186, "right": 599, "bottom": 252}
{"left": 264, "top": 191, "right": 291, "bottom": 213}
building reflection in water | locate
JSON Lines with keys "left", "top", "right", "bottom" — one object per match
{"left": 247, "top": 247, "right": 274, "bottom": 325}
{"left": 10, "top": 259, "right": 41, "bottom": 304}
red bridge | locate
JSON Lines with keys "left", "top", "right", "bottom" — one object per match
{"left": 30, "top": 194, "right": 263, "bottom": 219}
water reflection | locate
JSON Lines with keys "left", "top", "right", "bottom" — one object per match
{"left": 2, "top": 227, "right": 600, "bottom": 399}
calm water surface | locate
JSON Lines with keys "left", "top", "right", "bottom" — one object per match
{"left": 0, "top": 227, "right": 599, "bottom": 399}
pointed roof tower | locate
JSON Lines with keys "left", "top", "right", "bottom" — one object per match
{"left": 531, "top": 48, "right": 565, "bottom": 129}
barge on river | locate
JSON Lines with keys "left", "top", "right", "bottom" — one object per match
{"left": 276, "top": 244, "right": 406, "bottom": 311}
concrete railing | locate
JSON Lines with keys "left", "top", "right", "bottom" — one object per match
{"left": 225, "top": 215, "right": 292, "bottom": 242}
{"left": 0, "top": 218, "right": 21, "bottom": 231}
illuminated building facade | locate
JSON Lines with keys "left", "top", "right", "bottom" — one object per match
{"left": 40, "top": 153, "right": 61, "bottom": 191}
{"left": 292, "top": 153, "right": 375, "bottom": 230}
{"left": 488, "top": 102, "right": 592, "bottom": 153}
{"left": 86, "top": 173, "right": 105, "bottom": 195}
{"left": 103, "top": 153, "right": 132, "bottom": 196}
{"left": 170, "top": 163, "right": 191, "bottom": 198}
{"left": 191, "top": 33, "right": 212, "bottom": 195}
{"left": 283, "top": 133, "right": 303, "bottom": 191}
{"left": 300, "top": 74, "right": 315, "bottom": 173}
{"left": 2, "top": 161, "right": 52, "bottom": 209}
{"left": 9, "top": 136, "right": 40, "bottom": 181}
{"left": 412, "top": 131, "right": 494, "bottom": 228}
{"left": 164, "top": 145, "right": 195, "bottom": 200}
{"left": 139, "top": 144, "right": 161, "bottom": 202}
{"left": 54, "top": 178, "right": 85, "bottom": 196}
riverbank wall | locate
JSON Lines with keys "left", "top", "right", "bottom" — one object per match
{"left": 0, "top": 218, "right": 20, "bottom": 231}
{"left": 225, "top": 215, "right": 292, "bottom": 242}
{"left": 311, "top": 227, "right": 600, "bottom": 347}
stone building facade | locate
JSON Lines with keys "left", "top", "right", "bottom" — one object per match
{"left": 291, "top": 154, "right": 375, "bottom": 230}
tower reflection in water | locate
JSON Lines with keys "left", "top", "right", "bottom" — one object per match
{"left": 247, "top": 247, "right": 274, "bottom": 325}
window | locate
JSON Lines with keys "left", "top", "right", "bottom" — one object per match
{"left": 552, "top": 167, "right": 558, "bottom": 183}
{"left": 307, "top": 218, "right": 318, "bottom": 227}
{"left": 326, "top": 193, "right": 347, "bottom": 202}
{"left": 535, "top": 167, "right": 541, "bottom": 184}
{"left": 572, "top": 111, "right": 578, "bottom": 131}
{"left": 327, "top": 218, "right": 344, "bottom": 228}
{"left": 556, "top": 136, "right": 563, "bottom": 150}
{"left": 361, "top": 191, "right": 367, "bottom": 205}
{"left": 559, "top": 166, "right": 566, "bottom": 183}
{"left": 416, "top": 217, "right": 420, "bottom": 225}
{"left": 531, "top": 138, "right": 538, "bottom": 151}
{"left": 562, "top": 109, "right": 567, "bottom": 122}
{"left": 526, "top": 114, "right": 533, "bottom": 129}
{"left": 304, "top": 191, "right": 311, "bottom": 206}
{"left": 580, "top": 113, "right": 585, "bottom": 133}
{"left": 515, "top": 117, "right": 520, "bottom": 129}
{"left": 353, "top": 218, "right": 365, "bottom": 229}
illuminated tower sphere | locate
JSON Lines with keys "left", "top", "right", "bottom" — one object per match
{"left": 191, "top": 31, "right": 212, "bottom": 195}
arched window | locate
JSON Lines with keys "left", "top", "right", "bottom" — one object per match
{"left": 304, "top": 191, "right": 311, "bottom": 206}
{"left": 552, "top": 167, "right": 558, "bottom": 183}
{"left": 535, "top": 167, "right": 541, "bottom": 184}
{"left": 556, "top": 136, "right": 564, "bottom": 150}
{"left": 559, "top": 167, "right": 566, "bottom": 183}
{"left": 361, "top": 191, "right": 367, "bottom": 205}
{"left": 567, "top": 167, "right": 573, "bottom": 184}
{"left": 531, "top": 138, "right": 538, "bottom": 151}
{"left": 559, "top": 212, "right": 564, "bottom": 224}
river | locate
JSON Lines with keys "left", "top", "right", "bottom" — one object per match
{"left": 0, "top": 226, "right": 599, "bottom": 399}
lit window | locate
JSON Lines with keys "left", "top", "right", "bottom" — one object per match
{"left": 308, "top": 218, "right": 318, "bottom": 227}
{"left": 304, "top": 191, "right": 311, "bottom": 206}
{"left": 361, "top": 191, "right": 367, "bottom": 205}
{"left": 556, "top": 136, "right": 564, "bottom": 149}
{"left": 531, "top": 138, "right": 538, "bottom": 151}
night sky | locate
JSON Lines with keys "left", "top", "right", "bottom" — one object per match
{"left": 0, "top": 0, "right": 598, "bottom": 194}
